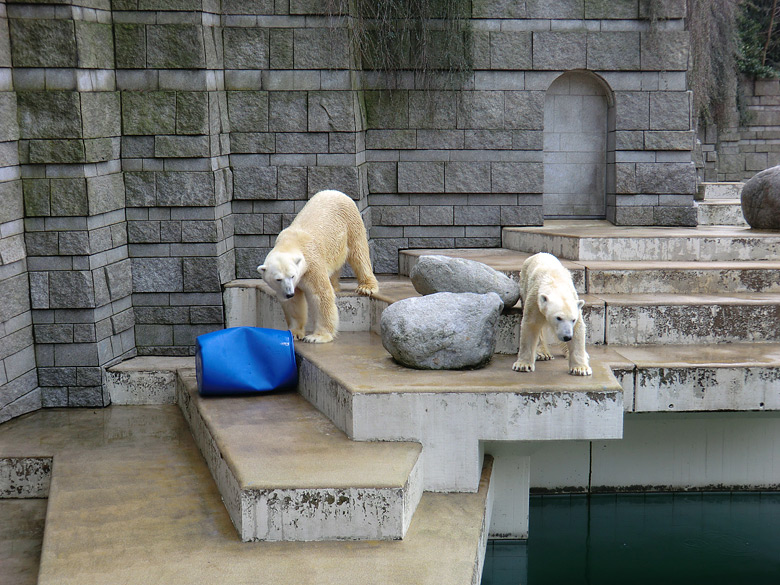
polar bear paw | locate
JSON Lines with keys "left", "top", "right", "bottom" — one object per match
{"left": 512, "top": 361, "right": 535, "bottom": 372}
{"left": 355, "top": 282, "right": 379, "bottom": 296}
{"left": 291, "top": 329, "right": 306, "bottom": 341}
{"left": 536, "top": 351, "right": 553, "bottom": 361}
{"left": 569, "top": 365, "right": 592, "bottom": 376}
{"left": 303, "top": 332, "right": 334, "bottom": 344}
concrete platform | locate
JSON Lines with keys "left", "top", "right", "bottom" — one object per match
{"left": 0, "top": 407, "right": 494, "bottom": 585}
{"left": 0, "top": 499, "right": 45, "bottom": 585}
{"left": 296, "top": 331, "right": 624, "bottom": 492}
{"left": 176, "top": 371, "right": 423, "bottom": 542}
{"left": 613, "top": 343, "right": 780, "bottom": 413}
{"left": 502, "top": 220, "right": 780, "bottom": 261}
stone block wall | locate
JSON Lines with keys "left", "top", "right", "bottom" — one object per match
{"left": 363, "top": 0, "right": 697, "bottom": 271}
{"left": 698, "top": 77, "right": 780, "bottom": 182}
{"left": 0, "top": 4, "right": 39, "bottom": 424}
{"left": 115, "top": 1, "right": 235, "bottom": 356}
{"left": 12, "top": 1, "right": 134, "bottom": 408}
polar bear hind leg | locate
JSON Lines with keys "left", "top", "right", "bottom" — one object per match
{"left": 346, "top": 219, "right": 379, "bottom": 297}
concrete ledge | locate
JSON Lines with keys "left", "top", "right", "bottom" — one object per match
{"left": 106, "top": 356, "right": 194, "bottom": 404}
{"left": 176, "top": 371, "right": 423, "bottom": 542}
{"left": 503, "top": 220, "right": 780, "bottom": 261}
{"left": 296, "top": 331, "right": 624, "bottom": 492}
{"left": 614, "top": 344, "right": 780, "bottom": 412}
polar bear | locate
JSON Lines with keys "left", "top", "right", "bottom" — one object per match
{"left": 258, "top": 190, "right": 379, "bottom": 343}
{"left": 512, "top": 252, "right": 591, "bottom": 376}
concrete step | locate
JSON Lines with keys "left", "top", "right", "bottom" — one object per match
{"left": 0, "top": 407, "right": 493, "bottom": 585}
{"left": 583, "top": 260, "right": 780, "bottom": 294}
{"left": 227, "top": 277, "right": 780, "bottom": 350}
{"left": 613, "top": 343, "right": 780, "bottom": 413}
{"left": 597, "top": 292, "right": 780, "bottom": 345}
{"left": 177, "top": 371, "right": 423, "bottom": 542}
{"left": 295, "top": 331, "right": 624, "bottom": 493}
{"left": 400, "top": 249, "right": 780, "bottom": 295}
{"left": 502, "top": 220, "right": 780, "bottom": 261}
{"left": 107, "top": 358, "right": 423, "bottom": 542}
{"left": 695, "top": 199, "right": 747, "bottom": 226}
{"left": 696, "top": 181, "right": 744, "bottom": 200}
{"left": 398, "top": 248, "right": 586, "bottom": 294}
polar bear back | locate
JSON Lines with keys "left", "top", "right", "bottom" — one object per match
{"left": 276, "top": 189, "right": 364, "bottom": 263}
{"left": 519, "top": 252, "right": 577, "bottom": 303}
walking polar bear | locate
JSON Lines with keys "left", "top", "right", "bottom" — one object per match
{"left": 258, "top": 190, "right": 379, "bottom": 343}
{"left": 512, "top": 252, "right": 592, "bottom": 376}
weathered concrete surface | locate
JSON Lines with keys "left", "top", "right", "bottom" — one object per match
{"left": 0, "top": 457, "right": 51, "bottom": 498}
{"left": 600, "top": 293, "right": 780, "bottom": 345}
{"left": 614, "top": 343, "right": 780, "bottom": 412}
{"left": 696, "top": 199, "right": 747, "bottom": 227}
{"left": 296, "top": 331, "right": 624, "bottom": 492}
{"left": 696, "top": 181, "right": 745, "bottom": 201}
{"left": 584, "top": 260, "right": 780, "bottom": 294}
{"left": 0, "top": 407, "right": 493, "bottom": 585}
{"left": 503, "top": 220, "right": 780, "bottom": 261}
{"left": 106, "top": 356, "right": 193, "bottom": 404}
{"left": 0, "top": 499, "right": 46, "bottom": 585}
{"left": 176, "top": 371, "right": 422, "bottom": 541}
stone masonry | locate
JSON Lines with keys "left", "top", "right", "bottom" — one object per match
{"left": 0, "top": 0, "right": 700, "bottom": 422}
{"left": 698, "top": 77, "right": 780, "bottom": 182}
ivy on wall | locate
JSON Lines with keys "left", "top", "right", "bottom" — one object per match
{"left": 330, "top": 0, "right": 472, "bottom": 86}
{"left": 738, "top": 0, "right": 780, "bottom": 78}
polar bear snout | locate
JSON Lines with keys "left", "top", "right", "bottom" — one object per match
{"left": 554, "top": 318, "right": 575, "bottom": 342}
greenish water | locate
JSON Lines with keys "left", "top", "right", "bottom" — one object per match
{"left": 483, "top": 492, "right": 780, "bottom": 585}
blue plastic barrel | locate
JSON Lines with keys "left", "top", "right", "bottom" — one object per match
{"left": 195, "top": 327, "right": 298, "bottom": 396}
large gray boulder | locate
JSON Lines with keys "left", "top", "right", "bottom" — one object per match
{"left": 380, "top": 292, "right": 503, "bottom": 370}
{"left": 741, "top": 165, "right": 780, "bottom": 230}
{"left": 410, "top": 255, "right": 521, "bottom": 308}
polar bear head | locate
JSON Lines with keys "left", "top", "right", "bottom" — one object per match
{"left": 258, "top": 251, "right": 308, "bottom": 300}
{"left": 538, "top": 290, "right": 584, "bottom": 343}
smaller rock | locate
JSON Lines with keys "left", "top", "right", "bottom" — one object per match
{"left": 741, "top": 165, "right": 780, "bottom": 230}
{"left": 410, "top": 255, "right": 521, "bottom": 308}
{"left": 380, "top": 292, "right": 503, "bottom": 370}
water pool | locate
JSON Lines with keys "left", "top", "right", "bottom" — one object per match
{"left": 483, "top": 492, "right": 780, "bottom": 585}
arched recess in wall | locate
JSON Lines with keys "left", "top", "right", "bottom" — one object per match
{"left": 543, "top": 70, "right": 615, "bottom": 219}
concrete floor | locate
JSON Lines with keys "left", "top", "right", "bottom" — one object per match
{"left": 0, "top": 406, "right": 492, "bottom": 585}
{"left": 0, "top": 499, "right": 46, "bottom": 585}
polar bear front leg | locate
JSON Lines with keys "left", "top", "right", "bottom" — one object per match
{"left": 536, "top": 334, "right": 554, "bottom": 361}
{"left": 512, "top": 316, "right": 540, "bottom": 372}
{"left": 281, "top": 290, "right": 307, "bottom": 340}
{"left": 302, "top": 276, "right": 339, "bottom": 343}
{"left": 568, "top": 318, "right": 592, "bottom": 376}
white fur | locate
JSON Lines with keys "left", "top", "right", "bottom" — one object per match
{"left": 512, "top": 252, "right": 591, "bottom": 376}
{"left": 258, "top": 190, "right": 379, "bottom": 343}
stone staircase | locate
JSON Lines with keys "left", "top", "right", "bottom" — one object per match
{"left": 695, "top": 181, "right": 747, "bottom": 226}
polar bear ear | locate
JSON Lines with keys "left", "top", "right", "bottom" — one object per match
{"left": 257, "top": 265, "right": 266, "bottom": 274}
{"left": 577, "top": 299, "right": 585, "bottom": 310}
{"left": 538, "top": 293, "right": 548, "bottom": 309}
{"left": 294, "top": 255, "right": 303, "bottom": 266}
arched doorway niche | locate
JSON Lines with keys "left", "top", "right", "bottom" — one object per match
{"left": 543, "top": 70, "right": 615, "bottom": 219}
